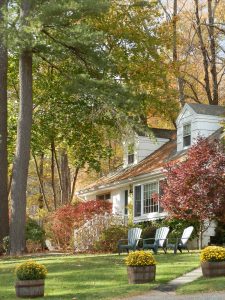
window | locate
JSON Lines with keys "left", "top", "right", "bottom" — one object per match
{"left": 183, "top": 123, "right": 191, "bottom": 147}
{"left": 96, "top": 193, "right": 111, "bottom": 201}
{"left": 128, "top": 143, "right": 135, "bottom": 164}
{"left": 134, "top": 181, "right": 162, "bottom": 217}
{"left": 158, "top": 181, "right": 164, "bottom": 213}
{"left": 143, "top": 182, "right": 158, "bottom": 214}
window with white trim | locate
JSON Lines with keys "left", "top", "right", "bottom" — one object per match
{"left": 96, "top": 193, "right": 111, "bottom": 201}
{"left": 128, "top": 143, "right": 135, "bottom": 164}
{"left": 183, "top": 123, "right": 191, "bottom": 147}
{"left": 134, "top": 181, "right": 163, "bottom": 217}
{"left": 143, "top": 182, "right": 158, "bottom": 213}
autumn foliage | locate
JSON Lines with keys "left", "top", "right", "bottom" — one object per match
{"left": 160, "top": 138, "right": 225, "bottom": 225}
{"left": 47, "top": 200, "right": 112, "bottom": 246}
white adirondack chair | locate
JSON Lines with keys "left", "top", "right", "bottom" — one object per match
{"left": 118, "top": 228, "right": 142, "bottom": 255}
{"left": 167, "top": 226, "right": 194, "bottom": 254}
{"left": 143, "top": 226, "right": 170, "bottom": 254}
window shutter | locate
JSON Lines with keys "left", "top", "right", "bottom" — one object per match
{"left": 134, "top": 185, "right": 141, "bottom": 217}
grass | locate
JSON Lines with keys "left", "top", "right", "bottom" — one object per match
{"left": 177, "top": 276, "right": 225, "bottom": 295}
{"left": 0, "top": 252, "right": 200, "bottom": 300}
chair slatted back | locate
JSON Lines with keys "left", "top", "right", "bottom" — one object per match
{"left": 181, "top": 226, "right": 194, "bottom": 246}
{"left": 128, "top": 228, "right": 142, "bottom": 247}
{"left": 155, "top": 227, "right": 170, "bottom": 247}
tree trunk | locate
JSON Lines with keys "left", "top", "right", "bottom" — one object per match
{"left": 194, "top": 0, "right": 213, "bottom": 104}
{"left": 51, "top": 141, "right": 57, "bottom": 210}
{"left": 60, "top": 149, "right": 71, "bottom": 204}
{"left": 10, "top": 0, "right": 33, "bottom": 256}
{"left": 70, "top": 167, "right": 79, "bottom": 203}
{"left": 0, "top": 0, "right": 9, "bottom": 246}
{"left": 172, "top": 0, "right": 185, "bottom": 107}
{"left": 53, "top": 147, "right": 63, "bottom": 204}
{"left": 33, "top": 153, "right": 50, "bottom": 212}
{"left": 207, "top": 0, "right": 218, "bottom": 105}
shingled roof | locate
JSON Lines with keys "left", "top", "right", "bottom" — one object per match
{"left": 135, "top": 128, "right": 176, "bottom": 139}
{"left": 188, "top": 103, "right": 225, "bottom": 117}
{"left": 78, "top": 136, "right": 177, "bottom": 194}
{"left": 78, "top": 127, "right": 224, "bottom": 195}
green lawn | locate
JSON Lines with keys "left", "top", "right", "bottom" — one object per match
{"left": 177, "top": 276, "right": 225, "bottom": 295}
{"left": 0, "top": 252, "right": 200, "bottom": 300}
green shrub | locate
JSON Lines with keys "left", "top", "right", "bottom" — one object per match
{"left": 140, "top": 221, "right": 159, "bottom": 239}
{"left": 94, "top": 225, "right": 128, "bottom": 253}
{"left": 211, "top": 221, "right": 225, "bottom": 245}
{"left": 15, "top": 260, "right": 47, "bottom": 280}
{"left": 26, "top": 218, "right": 45, "bottom": 243}
{"left": 160, "top": 218, "right": 199, "bottom": 240}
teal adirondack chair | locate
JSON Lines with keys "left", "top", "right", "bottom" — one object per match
{"left": 143, "top": 226, "right": 170, "bottom": 254}
{"left": 118, "top": 228, "right": 142, "bottom": 255}
{"left": 167, "top": 226, "right": 194, "bottom": 254}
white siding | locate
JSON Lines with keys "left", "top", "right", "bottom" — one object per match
{"left": 123, "top": 135, "right": 169, "bottom": 167}
{"left": 136, "top": 136, "right": 169, "bottom": 163}
{"left": 176, "top": 105, "right": 223, "bottom": 152}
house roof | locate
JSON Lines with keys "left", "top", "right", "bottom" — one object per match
{"left": 136, "top": 128, "right": 176, "bottom": 139}
{"left": 188, "top": 103, "right": 225, "bottom": 117}
{"left": 78, "top": 127, "right": 224, "bottom": 195}
{"left": 78, "top": 134, "right": 178, "bottom": 194}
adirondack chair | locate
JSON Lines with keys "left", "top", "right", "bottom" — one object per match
{"left": 118, "top": 228, "right": 142, "bottom": 255}
{"left": 167, "top": 226, "right": 194, "bottom": 254}
{"left": 142, "top": 226, "right": 170, "bottom": 254}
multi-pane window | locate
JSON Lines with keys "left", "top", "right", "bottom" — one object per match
{"left": 143, "top": 182, "right": 158, "bottom": 214}
{"left": 96, "top": 193, "right": 111, "bottom": 201}
{"left": 128, "top": 143, "right": 135, "bottom": 164}
{"left": 134, "top": 181, "right": 164, "bottom": 217}
{"left": 158, "top": 181, "right": 164, "bottom": 213}
{"left": 183, "top": 123, "right": 191, "bottom": 147}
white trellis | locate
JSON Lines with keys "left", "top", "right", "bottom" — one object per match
{"left": 74, "top": 212, "right": 127, "bottom": 252}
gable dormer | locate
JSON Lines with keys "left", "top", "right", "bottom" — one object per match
{"left": 123, "top": 129, "right": 175, "bottom": 168}
{"left": 176, "top": 103, "right": 225, "bottom": 152}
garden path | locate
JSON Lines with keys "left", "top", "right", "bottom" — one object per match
{"left": 119, "top": 267, "right": 225, "bottom": 300}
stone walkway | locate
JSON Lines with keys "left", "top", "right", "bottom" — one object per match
{"left": 120, "top": 267, "right": 225, "bottom": 300}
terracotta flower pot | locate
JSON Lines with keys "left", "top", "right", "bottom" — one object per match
{"left": 201, "top": 261, "right": 225, "bottom": 277}
{"left": 15, "top": 279, "right": 45, "bottom": 298}
{"left": 127, "top": 265, "right": 156, "bottom": 284}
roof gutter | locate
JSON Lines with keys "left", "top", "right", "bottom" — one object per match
{"left": 77, "top": 168, "right": 163, "bottom": 197}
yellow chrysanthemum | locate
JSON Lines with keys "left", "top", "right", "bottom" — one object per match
{"left": 125, "top": 250, "right": 156, "bottom": 266}
{"left": 200, "top": 246, "right": 225, "bottom": 262}
{"left": 15, "top": 260, "right": 47, "bottom": 280}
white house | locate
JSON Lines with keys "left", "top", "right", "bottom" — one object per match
{"left": 77, "top": 103, "right": 225, "bottom": 246}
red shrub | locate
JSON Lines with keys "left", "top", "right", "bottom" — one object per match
{"left": 47, "top": 200, "right": 112, "bottom": 246}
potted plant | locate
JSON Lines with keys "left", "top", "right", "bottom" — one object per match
{"left": 200, "top": 246, "right": 225, "bottom": 277}
{"left": 15, "top": 260, "right": 47, "bottom": 298}
{"left": 125, "top": 250, "right": 156, "bottom": 284}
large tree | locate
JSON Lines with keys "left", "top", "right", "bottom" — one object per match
{"left": 10, "top": 0, "right": 33, "bottom": 255}
{"left": 0, "top": 0, "right": 9, "bottom": 248}
{"left": 160, "top": 137, "right": 225, "bottom": 248}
